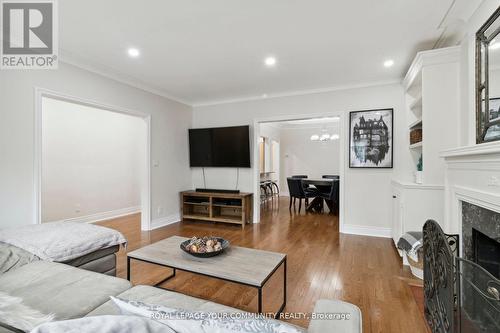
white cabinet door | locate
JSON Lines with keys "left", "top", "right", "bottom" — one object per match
{"left": 391, "top": 189, "right": 403, "bottom": 247}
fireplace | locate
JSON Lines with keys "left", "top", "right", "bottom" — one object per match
{"left": 461, "top": 201, "right": 500, "bottom": 264}
{"left": 458, "top": 202, "right": 500, "bottom": 332}
{"left": 441, "top": 140, "right": 500, "bottom": 332}
{"left": 472, "top": 228, "right": 500, "bottom": 279}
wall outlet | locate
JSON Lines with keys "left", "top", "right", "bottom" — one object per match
{"left": 157, "top": 206, "right": 163, "bottom": 216}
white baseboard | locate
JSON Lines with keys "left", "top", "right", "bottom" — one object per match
{"left": 151, "top": 212, "right": 181, "bottom": 230}
{"left": 47, "top": 206, "right": 141, "bottom": 224}
{"left": 341, "top": 224, "right": 392, "bottom": 238}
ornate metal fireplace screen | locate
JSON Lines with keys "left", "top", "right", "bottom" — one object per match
{"left": 423, "top": 220, "right": 459, "bottom": 333}
{"left": 456, "top": 257, "right": 500, "bottom": 332}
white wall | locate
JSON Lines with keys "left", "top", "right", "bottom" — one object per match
{"left": 41, "top": 97, "right": 145, "bottom": 222}
{"left": 0, "top": 62, "right": 192, "bottom": 229}
{"left": 279, "top": 124, "right": 340, "bottom": 194}
{"left": 192, "top": 83, "right": 407, "bottom": 233}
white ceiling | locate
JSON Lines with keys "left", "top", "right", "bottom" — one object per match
{"left": 59, "top": 0, "right": 464, "bottom": 105}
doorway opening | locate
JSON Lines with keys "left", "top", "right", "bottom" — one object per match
{"left": 34, "top": 89, "right": 151, "bottom": 230}
{"left": 254, "top": 114, "right": 345, "bottom": 230}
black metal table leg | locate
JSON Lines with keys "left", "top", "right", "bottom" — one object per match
{"left": 154, "top": 267, "right": 177, "bottom": 287}
{"left": 274, "top": 257, "right": 287, "bottom": 318}
{"left": 258, "top": 287, "right": 263, "bottom": 313}
{"left": 284, "top": 257, "right": 287, "bottom": 305}
{"left": 127, "top": 256, "right": 131, "bottom": 281}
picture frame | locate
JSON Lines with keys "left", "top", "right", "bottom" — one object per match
{"left": 349, "top": 108, "right": 393, "bottom": 168}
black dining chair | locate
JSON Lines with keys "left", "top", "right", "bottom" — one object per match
{"left": 292, "top": 175, "right": 311, "bottom": 192}
{"left": 322, "top": 175, "right": 339, "bottom": 179}
{"left": 287, "top": 177, "right": 317, "bottom": 213}
{"left": 319, "top": 179, "right": 339, "bottom": 214}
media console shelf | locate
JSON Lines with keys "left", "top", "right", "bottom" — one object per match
{"left": 180, "top": 190, "right": 253, "bottom": 228}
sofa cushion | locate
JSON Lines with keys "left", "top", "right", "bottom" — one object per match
{"left": 76, "top": 253, "right": 116, "bottom": 275}
{"left": 307, "top": 299, "right": 362, "bottom": 333}
{"left": 109, "top": 296, "right": 304, "bottom": 333}
{"left": 87, "top": 285, "right": 246, "bottom": 316}
{"left": 88, "top": 285, "right": 307, "bottom": 332}
{"left": 63, "top": 245, "right": 119, "bottom": 267}
{"left": 0, "top": 242, "right": 40, "bottom": 274}
{"left": 0, "top": 261, "right": 131, "bottom": 321}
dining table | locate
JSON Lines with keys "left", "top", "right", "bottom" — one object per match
{"left": 301, "top": 178, "right": 337, "bottom": 213}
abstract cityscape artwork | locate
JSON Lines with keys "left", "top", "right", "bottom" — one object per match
{"left": 349, "top": 109, "right": 393, "bottom": 168}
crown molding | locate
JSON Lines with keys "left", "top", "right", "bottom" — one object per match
{"left": 59, "top": 50, "right": 192, "bottom": 106}
{"left": 192, "top": 79, "right": 402, "bottom": 108}
{"left": 403, "top": 46, "right": 461, "bottom": 90}
{"left": 433, "top": 0, "right": 484, "bottom": 48}
{"left": 277, "top": 122, "right": 340, "bottom": 130}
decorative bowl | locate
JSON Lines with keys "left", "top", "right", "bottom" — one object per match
{"left": 180, "top": 237, "right": 230, "bottom": 258}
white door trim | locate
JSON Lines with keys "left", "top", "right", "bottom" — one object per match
{"left": 252, "top": 111, "right": 346, "bottom": 232}
{"left": 33, "top": 87, "right": 152, "bottom": 230}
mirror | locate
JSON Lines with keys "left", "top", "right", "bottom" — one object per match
{"left": 476, "top": 6, "right": 500, "bottom": 143}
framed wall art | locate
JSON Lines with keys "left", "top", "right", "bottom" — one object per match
{"left": 349, "top": 108, "right": 393, "bottom": 168}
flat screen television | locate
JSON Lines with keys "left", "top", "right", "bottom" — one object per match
{"left": 189, "top": 125, "right": 251, "bottom": 168}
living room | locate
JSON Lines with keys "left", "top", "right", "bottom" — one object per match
{"left": 1, "top": 1, "right": 500, "bottom": 332}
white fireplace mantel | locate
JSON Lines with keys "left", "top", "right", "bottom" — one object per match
{"left": 440, "top": 141, "right": 500, "bottom": 159}
{"left": 441, "top": 142, "right": 500, "bottom": 255}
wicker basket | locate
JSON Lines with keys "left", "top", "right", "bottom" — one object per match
{"left": 410, "top": 128, "right": 422, "bottom": 144}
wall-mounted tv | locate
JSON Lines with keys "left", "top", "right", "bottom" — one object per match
{"left": 189, "top": 125, "right": 251, "bottom": 168}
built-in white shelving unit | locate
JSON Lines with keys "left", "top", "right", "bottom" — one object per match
{"left": 408, "top": 118, "right": 422, "bottom": 130}
{"left": 402, "top": 46, "right": 461, "bottom": 184}
{"left": 408, "top": 95, "right": 422, "bottom": 113}
{"left": 392, "top": 46, "right": 461, "bottom": 249}
{"left": 409, "top": 141, "right": 423, "bottom": 149}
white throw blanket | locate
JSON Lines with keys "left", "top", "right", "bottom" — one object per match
{"left": 30, "top": 315, "right": 175, "bottom": 333}
{"left": 111, "top": 297, "right": 305, "bottom": 333}
{"left": 0, "top": 222, "right": 127, "bottom": 262}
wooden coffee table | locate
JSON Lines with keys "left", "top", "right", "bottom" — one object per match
{"left": 127, "top": 236, "right": 286, "bottom": 317}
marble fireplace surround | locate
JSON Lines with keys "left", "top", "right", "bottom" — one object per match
{"left": 441, "top": 141, "right": 500, "bottom": 257}
{"left": 461, "top": 201, "right": 500, "bottom": 261}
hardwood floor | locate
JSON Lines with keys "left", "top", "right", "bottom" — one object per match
{"left": 97, "top": 197, "right": 427, "bottom": 332}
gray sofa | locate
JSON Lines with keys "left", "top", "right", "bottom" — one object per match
{"left": 0, "top": 242, "right": 120, "bottom": 276}
{"left": 0, "top": 261, "right": 362, "bottom": 332}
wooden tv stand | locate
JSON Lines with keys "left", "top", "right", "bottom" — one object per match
{"left": 180, "top": 190, "right": 253, "bottom": 228}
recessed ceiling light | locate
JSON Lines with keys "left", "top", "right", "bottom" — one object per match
{"left": 264, "top": 56, "right": 277, "bottom": 67}
{"left": 128, "top": 48, "right": 140, "bottom": 58}
{"left": 262, "top": 94, "right": 268, "bottom": 98}
{"left": 383, "top": 59, "right": 394, "bottom": 68}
